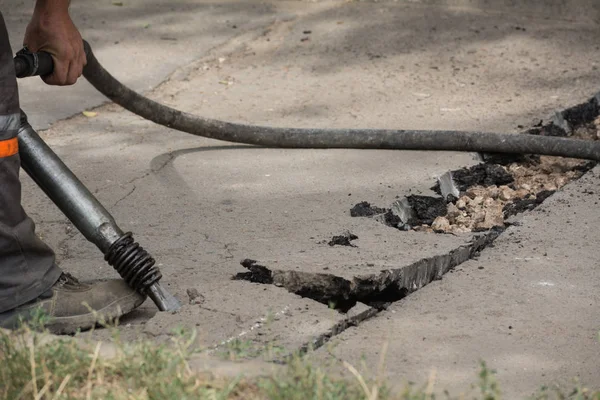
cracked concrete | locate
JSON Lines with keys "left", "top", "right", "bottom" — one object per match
{"left": 234, "top": 229, "right": 500, "bottom": 312}
{"left": 311, "top": 165, "right": 600, "bottom": 398}
{"left": 6, "top": 0, "right": 600, "bottom": 395}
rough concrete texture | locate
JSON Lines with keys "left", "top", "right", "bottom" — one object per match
{"left": 160, "top": 0, "right": 600, "bottom": 133}
{"left": 4, "top": 0, "right": 600, "bottom": 395}
{"left": 312, "top": 166, "right": 600, "bottom": 398}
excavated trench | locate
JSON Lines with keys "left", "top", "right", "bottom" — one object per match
{"left": 234, "top": 93, "right": 600, "bottom": 319}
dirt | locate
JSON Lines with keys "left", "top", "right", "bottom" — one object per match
{"left": 236, "top": 259, "right": 356, "bottom": 311}
{"left": 328, "top": 231, "right": 359, "bottom": 247}
{"left": 525, "top": 97, "right": 599, "bottom": 137}
{"left": 233, "top": 259, "right": 274, "bottom": 284}
{"left": 503, "top": 190, "right": 555, "bottom": 218}
{"left": 349, "top": 202, "right": 403, "bottom": 230}
{"left": 479, "top": 153, "right": 535, "bottom": 165}
{"left": 432, "top": 163, "right": 514, "bottom": 194}
{"left": 350, "top": 196, "right": 446, "bottom": 230}
{"left": 406, "top": 195, "right": 447, "bottom": 225}
{"left": 507, "top": 157, "right": 592, "bottom": 192}
{"left": 349, "top": 202, "right": 386, "bottom": 217}
{"left": 379, "top": 210, "right": 404, "bottom": 229}
{"left": 564, "top": 97, "right": 599, "bottom": 126}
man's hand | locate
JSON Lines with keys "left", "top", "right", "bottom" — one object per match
{"left": 23, "top": 0, "right": 85, "bottom": 86}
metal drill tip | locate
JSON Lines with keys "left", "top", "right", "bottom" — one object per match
{"left": 148, "top": 282, "right": 182, "bottom": 312}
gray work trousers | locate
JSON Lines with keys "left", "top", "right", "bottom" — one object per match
{"left": 0, "top": 13, "right": 61, "bottom": 313}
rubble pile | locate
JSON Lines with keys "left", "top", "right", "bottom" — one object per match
{"left": 429, "top": 154, "right": 593, "bottom": 234}
{"left": 352, "top": 120, "right": 599, "bottom": 234}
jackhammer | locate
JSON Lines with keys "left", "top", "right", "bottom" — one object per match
{"left": 13, "top": 48, "right": 181, "bottom": 312}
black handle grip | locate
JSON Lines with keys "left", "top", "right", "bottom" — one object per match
{"left": 14, "top": 40, "right": 92, "bottom": 79}
{"left": 14, "top": 47, "right": 54, "bottom": 78}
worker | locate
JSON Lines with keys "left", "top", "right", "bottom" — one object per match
{"left": 0, "top": 0, "right": 145, "bottom": 334}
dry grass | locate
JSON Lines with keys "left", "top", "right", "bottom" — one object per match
{"left": 0, "top": 315, "right": 598, "bottom": 399}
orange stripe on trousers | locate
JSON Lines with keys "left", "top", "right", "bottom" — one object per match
{"left": 0, "top": 137, "right": 18, "bottom": 157}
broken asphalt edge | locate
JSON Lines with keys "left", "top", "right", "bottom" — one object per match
{"left": 235, "top": 88, "right": 600, "bottom": 355}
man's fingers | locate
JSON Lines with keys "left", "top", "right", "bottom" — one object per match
{"left": 68, "top": 45, "right": 85, "bottom": 84}
{"left": 42, "top": 56, "right": 68, "bottom": 85}
{"left": 24, "top": 22, "right": 84, "bottom": 85}
{"left": 66, "top": 60, "right": 82, "bottom": 85}
{"left": 77, "top": 42, "right": 87, "bottom": 67}
{"left": 24, "top": 7, "right": 84, "bottom": 86}
{"left": 42, "top": 46, "right": 84, "bottom": 86}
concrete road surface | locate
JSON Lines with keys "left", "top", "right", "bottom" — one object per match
{"left": 3, "top": 0, "right": 600, "bottom": 396}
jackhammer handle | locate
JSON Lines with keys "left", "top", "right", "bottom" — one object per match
{"left": 14, "top": 40, "right": 92, "bottom": 78}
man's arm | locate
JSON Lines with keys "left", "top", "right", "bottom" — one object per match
{"left": 24, "top": 0, "right": 85, "bottom": 86}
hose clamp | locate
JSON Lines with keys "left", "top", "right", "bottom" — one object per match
{"left": 16, "top": 46, "right": 38, "bottom": 77}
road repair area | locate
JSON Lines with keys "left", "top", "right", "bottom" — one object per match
{"left": 7, "top": 0, "right": 600, "bottom": 397}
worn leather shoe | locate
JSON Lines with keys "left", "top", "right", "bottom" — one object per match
{"left": 0, "top": 273, "right": 146, "bottom": 334}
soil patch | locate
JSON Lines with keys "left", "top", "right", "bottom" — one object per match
{"left": 406, "top": 195, "right": 447, "bottom": 225}
{"left": 503, "top": 189, "right": 555, "bottom": 218}
{"left": 349, "top": 202, "right": 386, "bottom": 217}
{"left": 328, "top": 231, "right": 358, "bottom": 247}
{"left": 432, "top": 164, "right": 514, "bottom": 194}
{"left": 233, "top": 259, "right": 273, "bottom": 284}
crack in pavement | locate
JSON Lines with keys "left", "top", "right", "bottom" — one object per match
{"left": 227, "top": 232, "right": 503, "bottom": 360}
{"left": 231, "top": 229, "right": 502, "bottom": 353}
{"left": 294, "top": 303, "right": 379, "bottom": 359}
{"left": 209, "top": 305, "right": 291, "bottom": 354}
{"left": 113, "top": 185, "right": 137, "bottom": 207}
{"left": 235, "top": 229, "right": 501, "bottom": 313}
{"left": 56, "top": 222, "right": 79, "bottom": 262}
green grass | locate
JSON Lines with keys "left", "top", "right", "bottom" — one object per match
{"left": 0, "top": 320, "right": 599, "bottom": 400}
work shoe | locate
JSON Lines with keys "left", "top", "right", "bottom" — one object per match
{"left": 0, "top": 273, "right": 146, "bottom": 334}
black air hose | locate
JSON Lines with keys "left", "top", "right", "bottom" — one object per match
{"left": 79, "top": 42, "right": 600, "bottom": 160}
